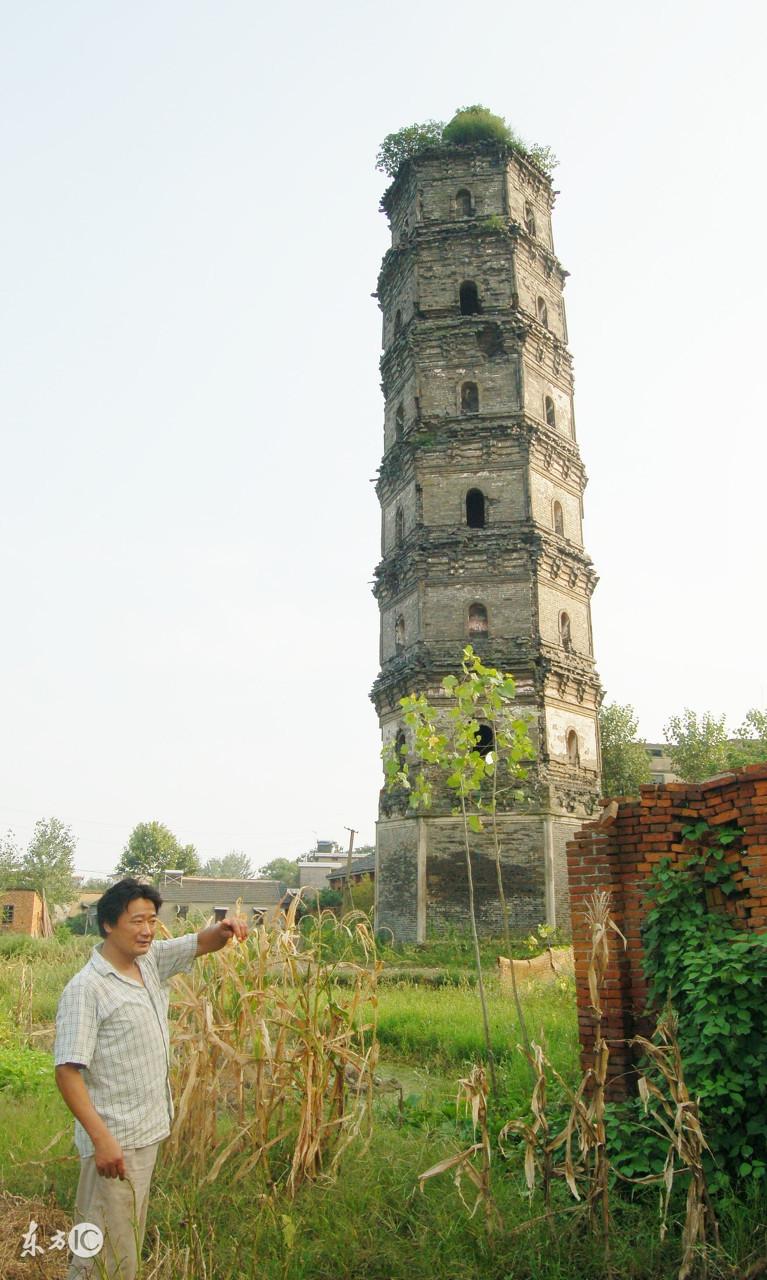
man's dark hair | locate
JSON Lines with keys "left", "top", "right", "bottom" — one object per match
{"left": 97, "top": 878, "right": 163, "bottom": 938}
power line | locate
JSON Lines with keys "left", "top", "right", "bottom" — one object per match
{"left": 0, "top": 804, "right": 328, "bottom": 844}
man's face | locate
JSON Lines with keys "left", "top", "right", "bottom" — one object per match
{"left": 104, "top": 897, "right": 158, "bottom": 957}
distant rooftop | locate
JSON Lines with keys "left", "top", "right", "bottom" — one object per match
{"left": 158, "top": 876, "right": 285, "bottom": 906}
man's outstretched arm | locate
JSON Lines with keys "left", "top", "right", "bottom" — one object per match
{"left": 195, "top": 915, "right": 249, "bottom": 957}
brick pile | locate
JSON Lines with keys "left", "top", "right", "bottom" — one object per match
{"left": 566, "top": 763, "right": 767, "bottom": 1097}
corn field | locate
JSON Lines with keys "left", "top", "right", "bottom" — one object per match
{"left": 164, "top": 898, "right": 380, "bottom": 1195}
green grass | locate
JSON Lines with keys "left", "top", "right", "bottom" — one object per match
{"left": 1, "top": 936, "right": 766, "bottom": 1279}
{"left": 376, "top": 975, "right": 577, "bottom": 1074}
{"left": 4, "top": 1075, "right": 764, "bottom": 1280}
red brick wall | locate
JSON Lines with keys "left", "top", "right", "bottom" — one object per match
{"left": 0, "top": 890, "right": 43, "bottom": 936}
{"left": 566, "top": 764, "right": 767, "bottom": 1097}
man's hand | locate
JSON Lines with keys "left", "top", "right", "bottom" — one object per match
{"left": 216, "top": 916, "right": 249, "bottom": 944}
{"left": 196, "top": 915, "right": 249, "bottom": 956}
{"left": 94, "top": 1134, "right": 126, "bottom": 1180}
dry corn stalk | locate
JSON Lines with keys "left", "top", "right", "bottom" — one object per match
{"left": 418, "top": 1065, "right": 500, "bottom": 1232}
{"left": 632, "top": 1010, "right": 719, "bottom": 1280}
{"left": 13, "top": 962, "right": 33, "bottom": 1038}
{"left": 164, "top": 896, "right": 380, "bottom": 1196}
{"left": 501, "top": 890, "right": 626, "bottom": 1246}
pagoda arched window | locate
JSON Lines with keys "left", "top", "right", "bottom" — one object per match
{"left": 559, "top": 611, "right": 572, "bottom": 650}
{"left": 460, "top": 381, "right": 479, "bottom": 415}
{"left": 459, "top": 281, "right": 481, "bottom": 316}
{"left": 468, "top": 602, "right": 488, "bottom": 637}
{"left": 456, "top": 188, "right": 473, "bottom": 218}
{"left": 466, "top": 489, "right": 486, "bottom": 528}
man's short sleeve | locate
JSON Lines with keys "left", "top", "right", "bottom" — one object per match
{"left": 54, "top": 981, "right": 98, "bottom": 1069}
{"left": 152, "top": 933, "right": 198, "bottom": 985}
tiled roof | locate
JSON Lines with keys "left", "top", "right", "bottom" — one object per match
{"left": 157, "top": 878, "right": 285, "bottom": 905}
{"left": 328, "top": 854, "right": 376, "bottom": 880}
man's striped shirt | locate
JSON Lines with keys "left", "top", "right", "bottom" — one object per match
{"left": 54, "top": 934, "right": 198, "bottom": 1157}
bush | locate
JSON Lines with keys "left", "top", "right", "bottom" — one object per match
{"left": 643, "top": 822, "right": 767, "bottom": 1181}
{"left": 0, "top": 1045, "right": 52, "bottom": 1095}
{"left": 442, "top": 104, "right": 514, "bottom": 147}
{"left": 375, "top": 107, "right": 558, "bottom": 181}
{"left": 375, "top": 119, "right": 444, "bottom": 177}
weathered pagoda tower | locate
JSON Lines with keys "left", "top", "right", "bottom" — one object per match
{"left": 371, "top": 136, "right": 602, "bottom": 941}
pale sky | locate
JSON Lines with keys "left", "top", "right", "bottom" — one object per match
{"left": 1, "top": 0, "right": 764, "bottom": 878}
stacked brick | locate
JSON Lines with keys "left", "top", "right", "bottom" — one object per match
{"left": 566, "top": 763, "right": 767, "bottom": 1097}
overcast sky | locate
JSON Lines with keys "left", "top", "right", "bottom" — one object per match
{"left": 1, "top": 0, "right": 764, "bottom": 878}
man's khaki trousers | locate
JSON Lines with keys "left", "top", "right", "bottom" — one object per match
{"left": 67, "top": 1142, "right": 160, "bottom": 1280}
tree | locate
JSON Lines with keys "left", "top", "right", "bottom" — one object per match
{"left": 384, "top": 645, "right": 534, "bottom": 1092}
{"left": 663, "top": 710, "right": 730, "bottom": 783}
{"left": 375, "top": 119, "right": 445, "bottom": 177}
{"left": 343, "top": 874, "right": 374, "bottom": 916}
{"left": 200, "top": 851, "right": 254, "bottom": 879}
{"left": 0, "top": 831, "right": 21, "bottom": 890}
{"left": 727, "top": 708, "right": 767, "bottom": 769}
{"left": 79, "top": 877, "right": 112, "bottom": 891}
{"left": 256, "top": 857, "right": 300, "bottom": 887}
{"left": 599, "top": 703, "right": 651, "bottom": 798}
{"left": 115, "top": 822, "right": 199, "bottom": 882}
{"left": 15, "top": 817, "right": 77, "bottom": 908}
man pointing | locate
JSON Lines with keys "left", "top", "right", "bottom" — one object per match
{"left": 54, "top": 877, "right": 249, "bottom": 1278}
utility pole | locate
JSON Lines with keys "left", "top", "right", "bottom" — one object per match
{"left": 344, "top": 826, "right": 357, "bottom": 906}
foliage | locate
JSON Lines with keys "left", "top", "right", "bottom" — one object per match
{"left": 2, "top": 817, "right": 78, "bottom": 908}
{"left": 256, "top": 856, "right": 300, "bottom": 886}
{"left": 165, "top": 900, "right": 379, "bottom": 1194}
{"left": 501, "top": 893, "right": 623, "bottom": 1247}
{"left": 200, "top": 850, "right": 255, "bottom": 879}
{"left": 481, "top": 215, "right": 508, "bottom": 233}
{"left": 727, "top": 707, "right": 767, "bottom": 769}
{"left": 79, "top": 876, "right": 111, "bottom": 890}
{"left": 1, "top": 943, "right": 765, "bottom": 1278}
{"left": 0, "top": 1044, "right": 52, "bottom": 1095}
{"left": 383, "top": 646, "right": 535, "bottom": 1089}
{"left": 525, "top": 143, "right": 560, "bottom": 176}
{"left": 663, "top": 709, "right": 730, "bottom": 782}
{"left": 115, "top": 820, "right": 200, "bottom": 881}
{"left": 295, "top": 888, "right": 343, "bottom": 925}
{"left": 375, "top": 106, "right": 558, "bottom": 180}
{"left": 375, "top": 118, "right": 445, "bottom": 177}
{"left": 343, "top": 873, "right": 374, "bottom": 916}
{"left": 599, "top": 702, "right": 651, "bottom": 798}
{"left": 642, "top": 821, "right": 767, "bottom": 1180}
{"left": 376, "top": 977, "right": 577, "bottom": 1082}
{"left": 0, "top": 831, "right": 20, "bottom": 890}
{"left": 378, "top": 926, "right": 570, "bottom": 971}
{"left": 443, "top": 104, "right": 514, "bottom": 148}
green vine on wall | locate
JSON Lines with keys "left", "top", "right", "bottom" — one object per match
{"left": 642, "top": 821, "right": 767, "bottom": 1181}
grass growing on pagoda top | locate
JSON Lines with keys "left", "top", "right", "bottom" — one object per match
{"left": 376, "top": 104, "right": 558, "bottom": 182}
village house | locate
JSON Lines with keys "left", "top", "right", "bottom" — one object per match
{"left": 0, "top": 889, "right": 54, "bottom": 937}
{"left": 327, "top": 852, "right": 376, "bottom": 892}
{"left": 155, "top": 871, "right": 288, "bottom": 927}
